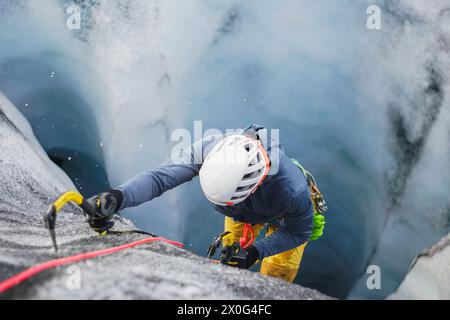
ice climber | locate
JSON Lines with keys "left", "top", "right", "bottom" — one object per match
{"left": 86, "top": 124, "right": 326, "bottom": 283}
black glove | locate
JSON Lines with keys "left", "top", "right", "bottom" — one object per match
{"left": 221, "top": 245, "right": 260, "bottom": 269}
{"left": 85, "top": 190, "right": 123, "bottom": 233}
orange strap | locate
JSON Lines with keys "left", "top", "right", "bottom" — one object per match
{"left": 240, "top": 223, "right": 255, "bottom": 249}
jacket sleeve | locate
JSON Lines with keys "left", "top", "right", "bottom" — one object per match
{"left": 116, "top": 142, "right": 203, "bottom": 209}
{"left": 253, "top": 189, "right": 314, "bottom": 259}
{"left": 116, "top": 135, "right": 223, "bottom": 209}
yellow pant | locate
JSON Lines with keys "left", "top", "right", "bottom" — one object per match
{"left": 224, "top": 217, "right": 307, "bottom": 283}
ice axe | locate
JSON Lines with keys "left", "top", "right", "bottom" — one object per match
{"left": 206, "top": 223, "right": 255, "bottom": 259}
{"left": 42, "top": 191, "right": 157, "bottom": 252}
{"left": 206, "top": 231, "right": 231, "bottom": 259}
{"left": 42, "top": 191, "right": 96, "bottom": 252}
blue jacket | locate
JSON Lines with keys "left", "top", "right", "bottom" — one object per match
{"left": 117, "top": 125, "right": 314, "bottom": 259}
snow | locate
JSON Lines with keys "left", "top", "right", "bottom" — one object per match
{"left": 0, "top": 92, "right": 75, "bottom": 193}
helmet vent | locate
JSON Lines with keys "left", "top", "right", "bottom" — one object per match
{"left": 231, "top": 194, "right": 248, "bottom": 201}
{"left": 243, "top": 171, "right": 259, "bottom": 180}
{"left": 236, "top": 185, "right": 253, "bottom": 192}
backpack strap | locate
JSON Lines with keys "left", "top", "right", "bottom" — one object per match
{"left": 291, "top": 159, "right": 328, "bottom": 214}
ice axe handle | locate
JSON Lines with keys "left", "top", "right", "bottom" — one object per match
{"left": 43, "top": 204, "right": 58, "bottom": 252}
{"left": 43, "top": 191, "right": 86, "bottom": 252}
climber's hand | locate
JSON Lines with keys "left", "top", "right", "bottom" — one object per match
{"left": 85, "top": 190, "right": 123, "bottom": 233}
{"left": 310, "top": 214, "right": 326, "bottom": 241}
{"left": 221, "top": 245, "right": 259, "bottom": 269}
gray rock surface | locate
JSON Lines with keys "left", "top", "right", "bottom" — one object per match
{"left": 0, "top": 94, "right": 331, "bottom": 300}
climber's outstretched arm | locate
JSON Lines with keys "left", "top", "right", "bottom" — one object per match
{"left": 116, "top": 135, "right": 224, "bottom": 209}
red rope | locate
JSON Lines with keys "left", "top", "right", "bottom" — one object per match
{"left": 0, "top": 237, "right": 184, "bottom": 294}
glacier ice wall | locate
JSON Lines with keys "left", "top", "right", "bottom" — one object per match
{"left": 388, "top": 234, "right": 450, "bottom": 300}
{"left": 348, "top": 0, "right": 450, "bottom": 298}
{"left": 0, "top": 0, "right": 449, "bottom": 299}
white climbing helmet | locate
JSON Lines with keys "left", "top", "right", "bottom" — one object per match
{"left": 199, "top": 134, "right": 270, "bottom": 206}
